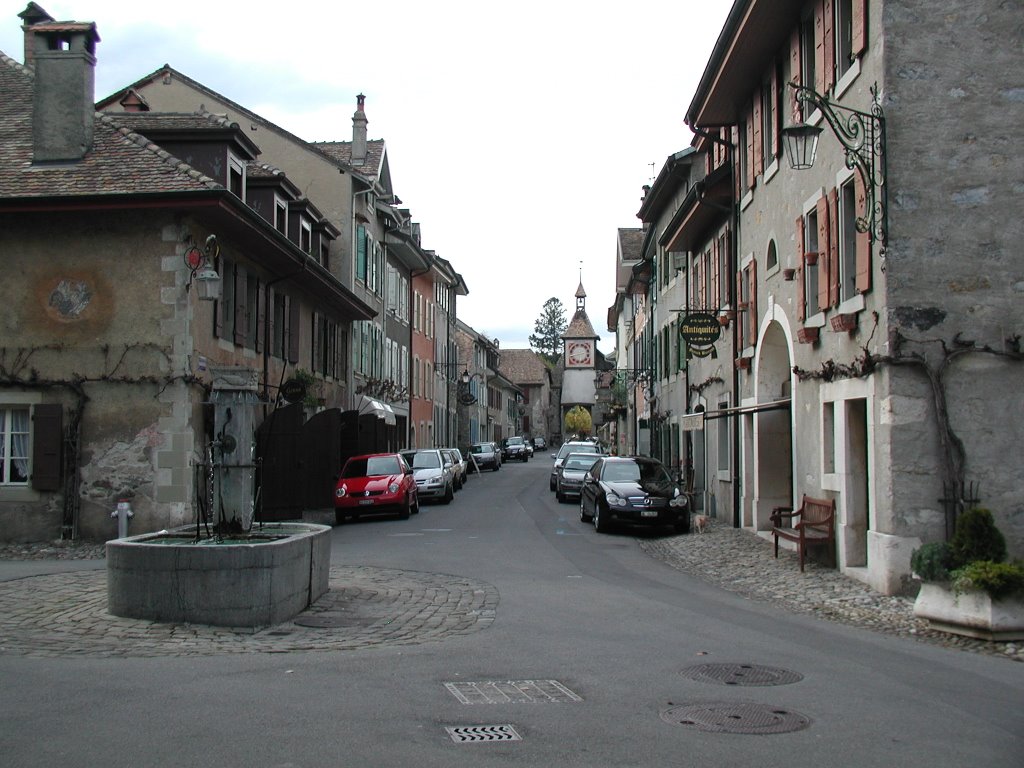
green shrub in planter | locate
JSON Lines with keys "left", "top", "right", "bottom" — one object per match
{"left": 950, "top": 507, "right": 1006, "bottom": 567}
{"left": 910, "top": 541, "right": 955, "bottom": 582}
{"left": 951, "top": 560, "right": 1024, "bottom": 600}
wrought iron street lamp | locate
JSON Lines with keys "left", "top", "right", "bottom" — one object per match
{"left": 782, "top": 82, "right": 887, "bottom": 248}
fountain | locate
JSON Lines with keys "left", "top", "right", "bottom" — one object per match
{"left": 107, "top": 367, "right": 330, "bottom": 628}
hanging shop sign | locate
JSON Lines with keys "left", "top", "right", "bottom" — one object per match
{"left": 280, "top": 378, "right": 308, "bottom": 403}
{"left": 679, "top": 312, "right": 721, "bottom": 358}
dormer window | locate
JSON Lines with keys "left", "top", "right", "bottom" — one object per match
{"left": 228, "top": 155, "right": 245, "bottom": 199}
{"left": 300, "top": 220, "right": 312, "bottom": 254}
{"left": 274, "top": 197, "right": 287, "bottom": 235}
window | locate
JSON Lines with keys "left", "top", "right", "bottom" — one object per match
{"left": 718, "top": 232, "right": 731, "bottom": 308}
{"left": 835, "top": 0, "right": 855, "bottom": 80}
{"left": 319, "top": 240, "right": 329, "bottom": 270}
{"left": 823, "top": 401, "right": 836, "bottom": 474}
{"left": 717, "top": 399, "right": 730, "bottom": 471}
{"left": 272, "top": 292, "right": 287, "bottom": 359}
{"left": 766, "top": 239, "right": 778, "bottom": 272}
{"left": 0, "top": 406, "right": 30, "bottom": 484}
{"left": 839, "top": 177, "right": 858, "bottom": 302}
{"left": 244, "top": 272, "right": 260, "bottom": 349}
{"left": 761, "top": 70, "right": 776, "bottom": 168}
{"left": 274, "top": 198, "right": 287, "bottom": 234}
{"left": 217, "top": 258, "right": 235, "bottom": 341}
{"left": 299, "top": 221, "right": 312, "bottom": 255}
{"left": 803, "top": 205, "right": 821, "bottom": 317}
{"left": 801, "top": 12, "right": 816, "bottom": 101}
{"left": 228, "top": 156, "right": 244, "bottom": 198}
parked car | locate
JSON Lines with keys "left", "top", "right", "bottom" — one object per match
{"left": 442, "top": 447, "right": 468, "bottom": 490}
{"left": 579, "top": 456, "right": 689, "bottom": 534}
{"left": 400, "top": 448, "right": 455, "bottom": 504}
{"left": 524, "top": 441, "right": 534, "bottom": 459}
{"left": 501, "top": 436, "right": 529, "bottom": 462}
{"left": 550, "top": 440, "right": 603, "bottom": 491}
{"left": 555, "top": 452, "right": 600, "bottom": 503}
{"left": 468, "top": 441, "right": 501, "bottom": 472}
{"left": 533, "top": 436, "right": 547, "bottom": 450}
{"left": 334, "top": 453, "right": 418, "bottom": 523}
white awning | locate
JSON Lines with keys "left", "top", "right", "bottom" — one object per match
{"left": 358, "top": 396, "right": 397, "bottom": 425}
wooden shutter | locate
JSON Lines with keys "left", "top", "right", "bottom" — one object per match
{"left": 233, "top": 266, "right": 246, "bottom": 345}
{"left": 770, "top": 63, "right": 780, "bottom": 158}
{"left": 817, "top": 196, "right": 830, "bottom": 312}
{"left": 732, "top": 126, "right": 742, "bottom": 200}
{"left": 356, "top": 225, "right": 367, "bottom": 281}
{"left": 746, "top": 261, "right": 758, "bottom": 341}
{"left": 790, "top": 28, "right": 803, "bottom": 122}
{"left": 828, "top": 188, "right": 840, "bottom": 307}
{"left": 287, "top": 295, "right": 300, "bottom": 364}
{"left": 855, "top": 173, "right": 872, "bottom": 293}
{"left": 745, "top": 108, "right": 756, "bottom": 190}
{"left": 267, "top": 288, "right": 276, "bottom": 357}
{"left": 312, "top": 312, "right": 320, "bottom": 373}
{"left": 796, "top": 216, "right": 806, "bottom": 322}
{"left": 814, "top": 0, "right": 826, "bottom": 94}
{"left": 31, "top": 404, "right": 63, "bottom": 491}
{"left": 711, "top": 238, "right": 720, "bottom": 311}
{"left": 752, "top": 89, "right": 763, "bottom": 177}
{"left": 823, "top": 0, "right": 835, "bottom": 92}
{"left": 852, "top": 0, "right": 867, "bottom": 57}
{"left": 254, "top": 278, "right": 264, "bottom": 353}
{"left": 736, "top": 269, "right": 745, "bottom": 348}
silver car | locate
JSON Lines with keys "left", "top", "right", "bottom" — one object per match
{"left": 442, "top": 448, "right": 468, "bottom": 490}
{"left": 555, "top": 453, "right": 600, "bottom": 503}
{"left": 400, "top": 449, "right": 455, "bottom": 504}
{"left": 550, "top": 441, "right": 602, "bottom": 491}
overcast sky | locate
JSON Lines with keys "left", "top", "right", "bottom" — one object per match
{"left": 1, "top": 0, "right": 733, "bottom": 352}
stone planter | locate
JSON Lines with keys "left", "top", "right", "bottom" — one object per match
{"left": 913, "top": 582, "right": 1024, "bottom": 641}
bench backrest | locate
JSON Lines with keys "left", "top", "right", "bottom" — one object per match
{"left": 801, "top": 495, "right": 835, "bottom": 525}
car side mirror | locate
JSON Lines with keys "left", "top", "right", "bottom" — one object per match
{"left": 583, "top": 472, "right": 594, "bottom": 483}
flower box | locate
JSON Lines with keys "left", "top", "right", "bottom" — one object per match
{"left": 797, "top": 327, "right": 819, "bottom": 344}
{"left": 913, "top": 582, "right": 1024, "bottom": 641}
{"left": 831, "top": 313, "right": 857, "bottom": 333}
{"left": 735, "top": 357, "right": 751, "bottom": 371}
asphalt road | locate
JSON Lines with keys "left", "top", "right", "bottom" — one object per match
{"left": 1, "top": 458, "right": 1022, "bottom": 767}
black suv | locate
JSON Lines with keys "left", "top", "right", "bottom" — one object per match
{"left": 501, "top": 436, "right": 529, "bottom": 462}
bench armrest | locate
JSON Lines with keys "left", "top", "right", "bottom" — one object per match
{"left": 770, "top": 506, "right": 797, "bottom": 526}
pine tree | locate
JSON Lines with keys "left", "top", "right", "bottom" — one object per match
{"left": 529, "top": 297, "right": 568, "bottom": 365}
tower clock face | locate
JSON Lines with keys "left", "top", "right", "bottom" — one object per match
{"left": 567, "top": 341, "right": 592, "bottom": 366}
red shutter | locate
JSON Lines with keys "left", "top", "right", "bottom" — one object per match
{"left": 287, "top": 295, "right": 300, "bottom": 364}
{"left": 733, "top": 126, "right": 742, "bottom": 199}
{"left": 814, "top": 0, "right": 826, "bottom": 94}
{"left": 855, "top": 173, "right": 872, "bottom": 293}
{"left": 790, "top": 28, "right": 803, "bottom": 122}
{"left": 770, "top": 63, "right": 780, "bottom": 158}
{"left": 852, "top": 0, "right": 867, "bottom": 57}
{"left": 233, "top": 267, "right": 246, "bottom": 345}
{"left": 828, "top": 188, "right": 840, "bottom": 307}
{"left": 817, "top": 196, "right": 830, "bottom": 312}
{"left": 823, "top": 0, "right": 835, "bottom": 92}
{"left": 796, "top": 216, "right": 806, "bottom": 322}
{"left": 745, "top": 108, "right": 755, "bottom": 191}
{"left": 747, "top": 260, "right": 758, "bottom": 340}
{"left": 724, "top": 228, "right": 733, "bottom": 304}
{"left": 752, "top": 90, "right": 763, "bottom": 178}
{"left": 736, "top": 269, "right": 745, "bottom": 348}
{"left": 31, "top": 403, "right": 63, "bottom": 491}
{"left": 711, "top": 238, "right": 720, "bottom": 310}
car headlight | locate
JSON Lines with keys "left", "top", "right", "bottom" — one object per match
{"left": 606, "top": 491, "right": 628, "bottom": 507}
{"left": 335, "top": 485, "right": 347, "bottom": 498}
{"left": 670, "top": 496, "right": 687, "bottom": 508}
{"left": 389, "top": 482, "right": 400, "bottom": 493}
{"left": 428, "top": 477, "right": 442, "bottom": 486}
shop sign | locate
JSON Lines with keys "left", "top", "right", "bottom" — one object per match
{"left": 679, "top": 312, "right": 721, "bottom": 358}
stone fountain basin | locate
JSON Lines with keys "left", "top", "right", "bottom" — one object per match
{"left": 106, "top": 523, "right": 330, "bottom": 628}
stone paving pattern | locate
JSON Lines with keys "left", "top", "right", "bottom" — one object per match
{"left": 0, "top": 526, "right": 1021, "bottom": 662}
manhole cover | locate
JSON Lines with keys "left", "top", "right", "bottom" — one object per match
{"left": 681, "top": 663, "right": 803, "bottom": 687}
{"left": 445, "top": 725, "right": 522, "bottom": 743}
{"left": 661, "top": 702, "right": 811, "bottom": 734}
{"left": 444, "top": 680, "right": 582, "bottom": 705}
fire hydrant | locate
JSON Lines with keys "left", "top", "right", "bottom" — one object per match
{"left": 111, "top": 499, "right": 134, "bottom": 539}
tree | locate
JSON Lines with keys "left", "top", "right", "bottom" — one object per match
{"left": 529, "top": 297, "right": 568, "bottom": 365}
{"left": 564, "top": 405, "right": 592, "bottom": 436}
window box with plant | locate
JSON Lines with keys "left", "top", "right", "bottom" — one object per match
{"left": 910, "top": 508, "right": 1024, "bottom": 641}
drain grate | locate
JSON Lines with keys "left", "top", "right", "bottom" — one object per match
{"left": 661, "top": 702, "right": 811, "bottom": 735}
{"left": 444, "top": 680, "right": 583, "bottom": 705}
{"left": 445, "top": 725, "right": 522, "bottom": 743}
{"left": 680, "top": 663, "right": 803, "bottom": 687}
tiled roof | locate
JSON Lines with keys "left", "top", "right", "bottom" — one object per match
{"left": 618, "top": 227, "right": 644, "bottom": 260}
{"left": 111, "top": 111, "right": 239, "bottom": 132}
{"left": 564, "top": 310, "right": 598, "bottom": 340}
{"left": 314, "top": 140, "right": 387, "bottom": 178}
{"left": 0, "top": 51, "right": 220, "bottom": 199}
{"left": 498, "top": 349, "right": 549, "bottom": 385}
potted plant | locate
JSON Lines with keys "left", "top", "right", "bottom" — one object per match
{"left": 911, "top": 508, "right": 1024, "bottom": 641}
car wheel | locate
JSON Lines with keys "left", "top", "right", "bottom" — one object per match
{"left": 398, "top": 502, "right": 411, "bottom": 520}
{"left": 673, "top": 518, "right": 688, "bottom": 534}
{"left": 579, "top": 497, "right": 592, "bottom": 523}
{"left": 556, "top": 490, "right": 564, "bottom": 503}
{"left": 549, "top": 478, "right": 556, "bottom": 491}
{"left": 493, "top": 464, "right": 499, "bottom": 471}
{"left": 411, "top": 498, "right": 420, "bottom": 515}
{"left": 594, "top": 503, "right": 610, "bottom": 533}
{"left": 334, "top": 509, "right": 346, "bottom": 525}
{"left": 443, "top": 483, "right": 454, "bottom": 504}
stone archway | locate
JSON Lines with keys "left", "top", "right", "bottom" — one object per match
{"left": 752, "top": 316, "right": 795, "bottom": 530}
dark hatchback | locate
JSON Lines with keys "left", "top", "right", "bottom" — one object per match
{"left": 579, "top": 456, "right": 689, "bottom": 534}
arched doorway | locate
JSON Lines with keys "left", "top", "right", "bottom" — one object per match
{"left": 753, "top": 318, "right": 794, "bottom": 530}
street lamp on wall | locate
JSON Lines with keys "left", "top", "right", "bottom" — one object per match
{"left": 184, "top": 234, "right": 222, "bottom": 301}
{"left": 781, "top": 81, "right": 887, "bottom": 248}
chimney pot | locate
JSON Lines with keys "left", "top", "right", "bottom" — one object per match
{"left": 352, "top": 93, "right": 368, "bottom": 166}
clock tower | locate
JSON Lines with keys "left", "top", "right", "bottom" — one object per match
{"left": 560, "top": 281, "right": 600, "bottom": 434}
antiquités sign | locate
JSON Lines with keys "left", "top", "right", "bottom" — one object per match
{"left": 679, "top": 312, "right": 721, "bottom": 358}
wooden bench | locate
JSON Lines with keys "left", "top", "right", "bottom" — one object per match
{"left": 770, "top": 495, "right": 836, "bottom": 572}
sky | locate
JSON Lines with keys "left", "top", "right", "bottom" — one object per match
{"left": 0, "top": 0, "right": 734, "bottom": 352}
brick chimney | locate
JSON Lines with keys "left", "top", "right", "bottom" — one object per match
{"left": 29, "top": 19, "right": 100, "bottom": 163}
{"left": 351, "top": 93, "right": 367, "bottom": 166}
{"left": 18, "top": 2, "right": 53, "bottom": 68}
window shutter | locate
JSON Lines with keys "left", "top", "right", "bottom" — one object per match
{"left": 770, "top": 63, "right": 780, "bottom": 158}
{"left": 233, "top": 266, "right": 246, "bottom": 345}
{"left": 213, "top": 298, "right": 223, "bottom": 339}
{"left": 855, "top": 173, "right": 872, "bottom": 293}
{"left": 817, "top": 195, "right": 830, "bottom": 312}
{"left": 852, "top": 0, "right": 867, "bottom": 57}
{"left": 790, "top": 28, "right": 803, "bottom": 121}
{"left": 828, "top": 188, "right": 840, "bottom": 307}
{"left": 356, "top": 225, "right": 367, "bottom": 281}
{"left": 31, "top": 404, "right": 63, "bottom": 491}
{"left": 254, "top": 279, "right": 264, "bottom": 353}
{"left": 287, "top": 295, "right": 300, "bottom": 364}
{"left": 796, "top": 216, "right": 806, "bottom": 322}
{"left": 736, "top": 269, "right": 745, "bottom": 349}
{"left": 745, "top": 108, "right": 755, "bottom": 190}
{"left": 823, "top": 0, "right": 835, "bottom": 93}
{"left": 814, "top": 0, "right": 826, "bottom": 94}
{"left": 747, "top": 260, "right": 758, "bottom": 340}
{"left": 267, "top": 287, "right": 276, "bottom": 356}
{"left": 711, "top": 238, "right": 720, "bottom": 310}
{"left": 732, "top": 126, "right": 742, "bottom": 199}
{"left": 752, "top": 89, "right": 763, "bottom": 177}
{"left": 312, "top": 312, "right": 320, "bottom": 373}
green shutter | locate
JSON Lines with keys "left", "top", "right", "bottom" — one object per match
{"left": 356, "top": 225, "right": 367, "bottom": 281}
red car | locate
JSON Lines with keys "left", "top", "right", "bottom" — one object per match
{"left": 334, "top": 453, "right": 419, "bottom": 524}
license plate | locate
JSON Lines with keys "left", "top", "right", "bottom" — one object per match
{"left": 641, "top": 509, "right": 658, "bottom": 517}
{"left": 359, "top": 499, "right": 375, "bottom": 506}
